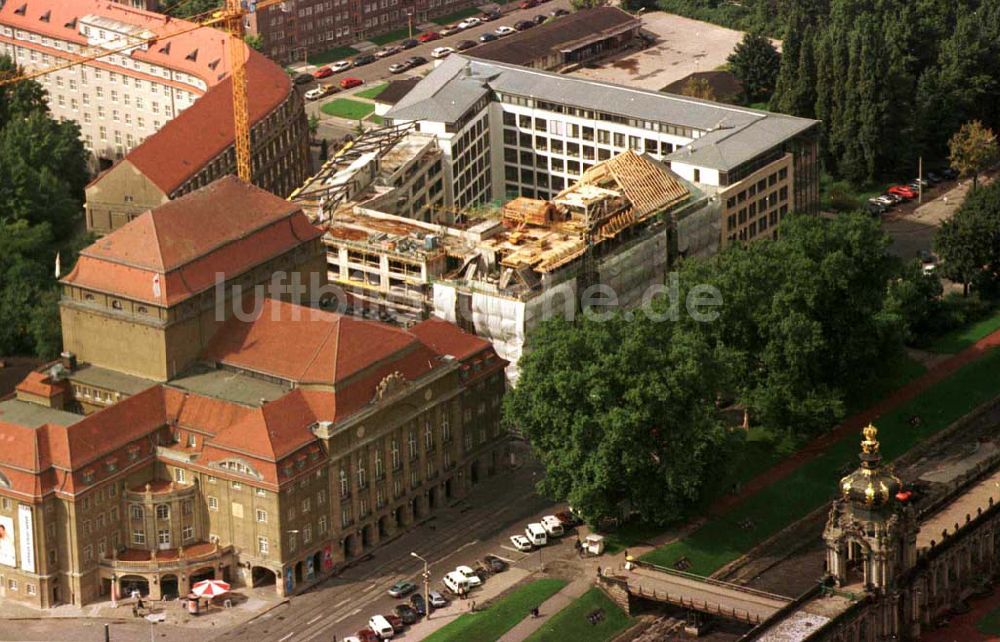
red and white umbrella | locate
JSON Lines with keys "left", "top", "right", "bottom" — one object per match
{"left": 191, "top": 579, "right": 230, "bottom": 598}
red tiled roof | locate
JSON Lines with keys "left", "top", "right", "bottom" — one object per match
{"left": 15, "top": 370, "right": 69, "bottom": 399}
{"left": 207, "top": 389, "right": 319, "bottom": 463}
{"left": 62, "top": 177, "right": 322, "bottom": 306}
{"left": 164, "top": 388, "right": 250, "bottom": 436}
{"left": 117, "top": 51, "right": 293, "bottom": 195}
{"left": 408, "top": 317, "right": 492, "bottom": 361}
{"left": 0, "top": 0, "right": 232, "bottom": 89}
{"left": 203, "top": 299, "right": 439, "bottom": 385}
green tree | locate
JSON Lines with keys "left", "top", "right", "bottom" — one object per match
{"left": 506, "top": 313, "right": 727, "bottom": 526}
{"left": 569, "top": 0, "right": 607, "bottom": 10}
{"left": 726, "top": 31, "right": 780, "bottom": 104}
{"left": 245, "top": 34, "right": 264, "bottom": 52}
{"left": 948, "top": 120, "right": 999, "bottom": 192}
{"left": 319, "top": 138, "right": 330, "bottom": 161}
{"left": 164, "top": 0, "right": 222, "bottom": 19}
{"left": 680, "top": 76, "right": 716, "bottom": 101}
{"left": 934, "top": 180, "right": 1000, "bottom": 296}
{"left": 883, "top": 260, "right": 944, "bottom": 345}
{"left": 308, "top": 113, "right": 320, "bottom": 141}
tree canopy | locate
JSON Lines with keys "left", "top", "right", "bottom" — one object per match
{"left": 949, "top": 120, "right": 999, "bottom": 191}
{"left": 934, "top": 180, "right": 1000, "bottom": 296}
{"left": 0, "top": 56, "right": 89, "bottom": 358}
{"left": 507, "top": 213, "right": 906, "bottom": 525}
{"left": 726, "top": 31, "right": 780, "bottom": 104}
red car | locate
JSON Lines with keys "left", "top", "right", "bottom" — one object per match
{"left": 887, "top": 185, "right": 917, "bottom": 200}
{"left": 340, "top": 77, "right": 363, "bottom": 89}
{"left": 356, "top": 629, "right": 379, "bottom": 642}
{"left": 519, "top": 0, "right": 538, "bottom": 7}
{"left": 418, "top": 31, "right": 441, "bottom": 42}
{"left": 312, "top": 66, "right": 333, "bottom": 79}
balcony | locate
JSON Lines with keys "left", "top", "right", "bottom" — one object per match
{"left": 101, "top": 541, "right": 229, "bottom": 573}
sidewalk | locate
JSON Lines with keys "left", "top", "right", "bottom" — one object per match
{"left": 497, "top": 577, "right": 591, "bottom": 642}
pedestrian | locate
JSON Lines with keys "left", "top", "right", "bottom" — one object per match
{"left": 132, "top": 605, "right": 138, "bottom": 618}
{"left": 137, "top": 597, "right": 144, "bottom": 611}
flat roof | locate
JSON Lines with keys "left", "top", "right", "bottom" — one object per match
{"left": 385, "top": 56, "right": 819, "bottom": 172}
{"left": 0, "top": 398, "right": 82, "bottom": 429}
{"left": 69, "top": 364, "right": 158, "bottom": 396}
{"left": 167, "top": 365, "right": 290, "bottom": 407}
{"left": 469, "top": 7, "right": 640, "bottom": 67}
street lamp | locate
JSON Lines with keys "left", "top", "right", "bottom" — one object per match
{"left": 406, "top": 10, "right": 414, "bottom": 39}
{"left": 410, "top": 551, "right": 431, "bottom": 620}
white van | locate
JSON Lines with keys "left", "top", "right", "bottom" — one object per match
{"left": 525, "top": 523, "right": 548, "bottom": 546}
{"left": 541, "top": 515, "right": 564, "bottom": 537}
{"left": 368, "top": 614, "right": 395, "bottom": 639}
{"left": 443, "top": 570, "right": 470, "bottom": 595}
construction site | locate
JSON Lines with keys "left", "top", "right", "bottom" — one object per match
{"left": 291, "top": 125, "right": 713, "bottom": 381}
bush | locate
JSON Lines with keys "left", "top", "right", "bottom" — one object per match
{"left": 827, "top": 181, "right": 859, "bottom": 212}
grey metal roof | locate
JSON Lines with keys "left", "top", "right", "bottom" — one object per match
{"left": 0, "top": 399, "right": 81, "bottom": 429}
{"left": 384, "top": 56, "right": 490, "bottom": 123}
{"left": 386, "top": 56, "right": 819, "bottom": 171}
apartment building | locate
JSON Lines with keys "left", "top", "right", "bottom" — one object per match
{"left": 0, "top": 178, "right": 507, "bottom": 608}
{"left": 246, "top": 0, "right": 479, "bottom": 64}
{"left": 385, "top": 56, "right": 820, "bottom": 245}
{"left": 0, "top": 0, "right": 232, "bottom": 161}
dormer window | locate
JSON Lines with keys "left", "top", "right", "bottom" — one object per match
{"left": 13, "top": 5, "right": 26, "bottom": 17}
{"left": 104, "top": 458, "right": 117, "bottom": 473}
{"left": 82, "top": 469, "right": 95, "bottom": 485}
{"left": 127, "top": 446, "right": 140, "bottom": 462}
{"left": 39, "top": 10, "right": 50, "bottom": 22}
{"left": 185, "top": 48, "right": 198, "bottom": 61}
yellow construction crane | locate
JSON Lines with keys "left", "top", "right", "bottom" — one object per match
{"left": 0, "top": 0, "right": 287, "bottom": 183}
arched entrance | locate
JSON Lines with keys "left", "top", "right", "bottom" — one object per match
{"left": 251, "top": 566, "right": 276, "bottom": 588}
{"left": 294, "top": 561, "right": 304, "bottom": 585}
{"left": 428, "top": 487, "right": 437, "bottom": 510}
{"left": 445, "top": 478, "right": 453, "bottom": 499}
{"left": 343, "top": 533, "right": 357, "bottom": 559}
{"left": 394, "top": 505, "right": 405, "bottom": 527}
{"left": 160, "top": 574, "right": 179, "bottom": 600}
{"left": 470, "top": 460, "right": 480, "bottom": 484}
{"left": 378, "top": 515, "right": 391, "bottom": 538}
{"left": 190, "top": 566, "right": 216, "bottom": 585}
{"left": 119, "top": 575, "right": 149, "bottom": 598}
{"left": 361, "top": 524, "right": 372, "bottom": 549}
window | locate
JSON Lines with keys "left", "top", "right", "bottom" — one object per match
{"left": 302, "top": 498, "right": 311, "bottom": 513}
{"left": 391, "top": 440, "right": 400, "bottom": 470}
{"left": 693, "top": 168, "right": 701, "bottom": 183}
{"left": 442, "top": 417, "right": 451, "bottom": 442}
{"left": 182, "top": 524, "right": 193, "bottom": 541}
{"left": 408, "top": 431, "right": 416, "bottom": 460}
{"left": 155, "top": 505, "right": 169, "bottom": 520}
{"left": 7, "top": 579, "right": 17, "bottom": 591}
{"left": 303, "top": 525, "right": 312, "bottom": 544}
{"left": 84, "top": 545, "right": 93, "bottom": 562}
{"left": 357, "top": 460, "right": 367, "bottom": 489}
{"left": 130, "top": 505, "right": 143, "bottom": 521}
{"left": 158, "top": 529, "right": 170, "bottom": 546}
{"left": 255, "top": 488, "right": 267, "bottom": 497}
{"left": 341, "top": 506, "right": 352, "bottom": 528}
{"left": 424, "top": 422, "right": 433, "bottom": 450}
{"left": 256, "top": 509, "right": 267, "bottom": 523}
{"left": 208, "top": 496, "right": 219, "bottom": 511}
{"left": 288, "top": 532, "right": 297, "bottom": 551}
{"left": 173, "top": 468, "right": 185, "bottom": 483}
{"left": 231, "top": 480, "right": 242, "bottom": 491}
{"left": 317, "top": 489, "right": 326, "bottom": 505}
{"left": 258, "top": 536, "right": 269, "bottom": 554}
{"left": 339, "top": 468, "right": 349, "bottom": 497}
{"left": 375, "top": 452, "right": 383, "bottom": 479}
{"left": 25, "top": 583, "right": 35, "bottom": 596}
{"left": 319, "top": 516, "right": 328, "bottom": 533}
{"left": 132, "top": 529, "right": 145, "bottom": 545}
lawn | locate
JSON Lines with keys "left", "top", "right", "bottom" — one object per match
{"left": 370, "top": 27, "right": 420, "bottom": 45}
{"left": 320, "top": 99, "right": 375, "bottom": 120}
{"left": 355, "top": 83, "right": 389, "bottom": 100}
{"left": 308, "top": 46, "right": 360, "bottom": 66}
{"left": 977, "top": 604, "right": 1000, "bottom": 635}
{"left": 524, "top": 588, "right": 632, "bottom": 642}
{"left": 368, "top": 114, "right": 385, "bottom": 125}
{"left": 642, "top": 348, "right": 1000, "bottom": 576}
{"left": 928, "top": 307, "right": 1000, "bottom": 354}
{"left": 433, "top": 6, "right": 483, "bottom": 24}
{"left": 423, "top": 579, "right": 567, "bottom": 642}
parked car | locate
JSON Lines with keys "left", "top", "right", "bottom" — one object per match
{"left": 483, "top": 555, "right": 508, "bottom": 573}
{"left": 418, "top": 31, "right": 441, "bottom": 42}
{"left": 541, "top": 515, "right": 565, "bottom": 537}
{"left": 481, "top": 10, "right": 502, "bottom": 21}
{"left": 458, "top": 17, "right": 481, "bottom": 29}
{"left": 519, "top": 0, "right": 538, "bottom": 8}
{"left": 550, "top": 8, "right": 569, "bottom": 16}
{"left": 356, "top": 628, "right": 380, "bottom": 642}
{"left": 368, "top": 615, "right": 395, "bottom": 640}
{"left": 866, "top": 201, "right": 887, "bottom": 216}
{"left": 374, "top": 46, "right": 401, "bottom": 58}
{"left": 388, "top": 62, "right": 410, "bottom": 74}
{"left": 432, "top": 46, "right": 455, "bottom": 59}
{"left": 384, "top": 614, "right": 406, "bottom": 633}
{"left": 870, "top": 196, "right": 894, "bottom": 208}
{"left": 409, "top": 592, "right": 427, "bottom": 616}
{"left": 940, "top": 167, "right": 959, "bottom": 180}
{"left": 304, "top": 85, "right": 336, "bottom": 100}
{"left": 456, "top": 39, "right": 477, "bottom": 51}
{"left": 340, "top": 76, "right": 364, "bottom": 89}
{"left": 331, "top": 60, "right": 353, "bottom": 72}
{"left": 400, "top": 38, "right": 419, "bottom": 49}
{"left": 494, "top": 25, "right": 516, "bottom": 36}
{"left": 510, "top": 534, "right": 533, "bottom": 551}
{"left": 887, "top": 185, "right": 918, "bottom": 200}
{"left": 554, "top": 509, "right": 583, "bottom": 527}
{"left": 313, "top": 66, "right": 334, "bottom": 79}
{"left": 406, "top": 55, "right": 428, "bottom": 66}
{"left": 455, "top": 565, "right": 483, "bottom": 587}
{"left": 353, "top": 54, "right": 376, "bottom": 67}
{"left": 925, "top": 171, "right": 942, "bottom": 184}
{"left": 881, "top": 192, "right": 903, "bottom": 204}
{"left": 428, "top": 590, "right": 449, "bottom": 608}
{"left": 393, "top": 603, "right": 418, "bottom": 624}
{"left": 387, "top": 580, "right": 417, "bottom": 598}
{"left": 440, "top": 24, "right": 463, "bottom": 36}
{"left": 918, "top": 250, "right": 937, "bottom": 275}
{"left": 532, "top": 14, "right": 548, "bottom": 24}
{"left": 514, "top": 20, "right": 535, "bottom": 30}
{"left": 479, "top": 32, "right": 498, "bottom": 42}
{"left": 294, "top": 73, "right": 315, "bottom": 85}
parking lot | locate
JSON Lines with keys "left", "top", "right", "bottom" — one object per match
{"left": 568, "top": 12, "right": 771, "bottom": 92}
